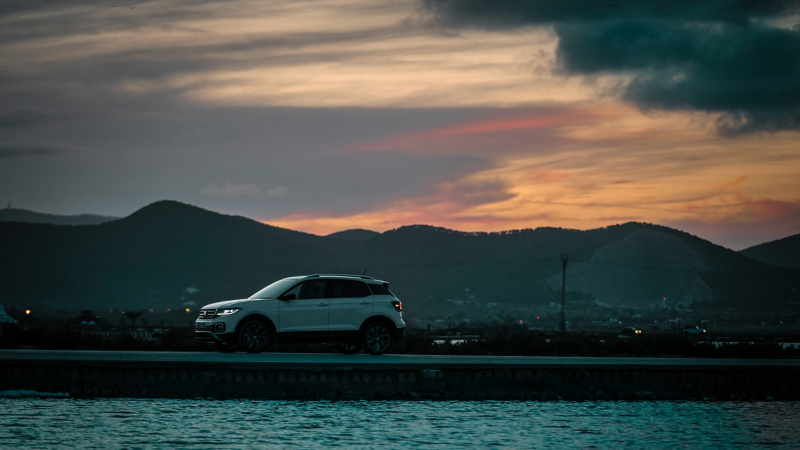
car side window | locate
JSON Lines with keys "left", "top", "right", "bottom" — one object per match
{"left": 297, "top": 280, "right": 327, "bottom": 300}
{"left": 329, "top": 281, "right": 344, "bottom": 299}
{"left": 329, "top": 279, "right": 371, "bottom": 298}
{"left": 280, "top": 283, "right": 302, "bottom": 299}
{"left": 368, "top": 283, "right": 393, "bottom": 296}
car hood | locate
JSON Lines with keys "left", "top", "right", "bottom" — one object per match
{"left": 200, "top": 299, "right": 257, "bottom": 309}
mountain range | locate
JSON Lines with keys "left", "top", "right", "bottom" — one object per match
{"left": 740, "top": 234, "right": 800, "bottom": 270}
{"left": 1, "top": 200, "right": 798, "bottom": 314}
{"left": 0, "top": 207, "right": 118, "bottom": 226}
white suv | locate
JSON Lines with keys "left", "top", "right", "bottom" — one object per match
{"left": 195, "top": 274, "right": 405, "bottom": 355}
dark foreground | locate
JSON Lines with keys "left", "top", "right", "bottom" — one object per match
{"left": 6, "top": 323, "right": 800, "bottom": 360}
{"left": 2, "top": 350, "right": 799, "bottom": 401}
{"left": 3, "top": 399, "right": 800, "bottom": 448}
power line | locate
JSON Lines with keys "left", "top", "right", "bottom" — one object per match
{"left": 559, "top": 254, "right": 569, "bottom": 332}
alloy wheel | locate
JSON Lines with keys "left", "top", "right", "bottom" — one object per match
{"left": 240, "top": 321, "right": 269, "bottom": 353}
{"left": 364, "top": 324, "right": 391, "bottom": 354}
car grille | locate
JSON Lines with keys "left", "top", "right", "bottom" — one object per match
{"left": 198, "top": 309, "right": 217, "bottom": 319}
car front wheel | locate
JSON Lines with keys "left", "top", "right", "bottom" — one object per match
{"left": 238, "top": 320, "right": 271, "bottom": 354}
{"left": 362, "top": 322, "right": 392, "bottom": 355}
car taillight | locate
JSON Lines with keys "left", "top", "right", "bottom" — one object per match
{"left": 391, "top": 300, "right": 402, "bottom": 312}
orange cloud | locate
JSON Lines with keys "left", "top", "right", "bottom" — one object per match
{"left": 522, "top": 170, "right": 573, "bottom": 184}
{"left": 668, "top": 197, "right": 800, "bottom": 249}
{"left": 717, "top": 176, "right": 748, "bottom": 191}
{"left": 748, "top": 198, "right": 800, "bottom": 225}
{"left": 265, "top": 176, "right": 518, "bottom": 235}
{"left": 265, "top": 103, "right": 800, "bottom": 249}
{"left": 353, "top": 110, "right": 591, "bottom": 154}
{"left": 432, "top": 114, "right": 580, "bottom": 136}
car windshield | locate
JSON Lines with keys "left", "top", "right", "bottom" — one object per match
{"left": 248, "top": 277, "right": 303, "bottom": 299}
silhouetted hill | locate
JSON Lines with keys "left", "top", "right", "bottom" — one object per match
{"left": 0, "top": 201, "right": 348, "bottom": 311}
{"left": 0, "top": 207, "right": 117, "bottom": 225}
{"left": 1, "top": 201, "right": 798, "bottom": 314}
{"left": 327, "top": 229, "right": 380, "bottom": 242}
{"left": 740, "top": 234, "right": 800, "bottom": 269}
{"left": 360, "top": 223, "right": 798, "bottom": 312}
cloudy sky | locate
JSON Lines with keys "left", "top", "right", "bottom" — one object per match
{"left": 1, "top": 0, "right": 799, "bottom": 249}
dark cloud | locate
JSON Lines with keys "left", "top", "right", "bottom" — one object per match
{"left": 0, "top": 143, "right": 83, "bottom": 159}
{"left": 423, "top": 0, "right": 800, "bottom": 133}
{"left": 0, "top": 109, "right": 58, "bottom": 129}
{"left": 422, "top": 0, "right": 794, "bottom": 26}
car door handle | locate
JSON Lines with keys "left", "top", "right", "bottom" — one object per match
{"left": 318, "top": 303, "right": 328, "bottom": 307}
{"left": 359, "top": 301, "right": 370, "bottom": 305}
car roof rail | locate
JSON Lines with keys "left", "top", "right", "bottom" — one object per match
{"left": 305, "top": 273, "right": 375, "bottom": 280}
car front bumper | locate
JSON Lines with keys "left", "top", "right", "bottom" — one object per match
{"left": 195, "top": 319, "right": 238, "bottom": 344}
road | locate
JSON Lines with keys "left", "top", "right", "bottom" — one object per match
{"left": 2, "top": 350, "right": 798, "bottom": 370}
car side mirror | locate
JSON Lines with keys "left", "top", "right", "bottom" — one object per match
{"left": 279, "top": 293, "right": 296, "bottom": 301}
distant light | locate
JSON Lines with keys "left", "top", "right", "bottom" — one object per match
{"left": 185, "top": 308, "right": 191, "bottom": 312}
{"left": 536, "top": 316, "right": 540, "bottom": 320}
{"left": 25, "top": 310, "right": 30, "bottom": 315}
{"left": 167, "top": 308, "right": 171, "bottom": 311}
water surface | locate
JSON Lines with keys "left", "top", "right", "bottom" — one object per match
{"left": 2, "top": 399, "right": 798, "bottom": 448}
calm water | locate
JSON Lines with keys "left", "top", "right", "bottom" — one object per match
{"left": 2, "top": 399, "right": 799, "bottom": 448}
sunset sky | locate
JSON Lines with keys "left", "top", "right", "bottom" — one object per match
{"left": 1, "top": 0, "right": 799, "bottom": 249}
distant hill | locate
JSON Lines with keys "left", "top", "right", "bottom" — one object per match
{"left": 0, "top": 207, "right": 117, "bottom": 226}
{"left": 327, "top": 229, "right": 380, "bottom": 242}
{"left": 0, "top": 201, "right": 349, "bottom": 312}
{"left": 740, "top": 234, "right": 800, "bottom": 269}
{"left": 1, "top": 200, "right": 798, "bottom": 314}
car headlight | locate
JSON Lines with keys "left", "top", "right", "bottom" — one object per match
{"left": 217, "top": 308, "right": 242, "bottom": 316}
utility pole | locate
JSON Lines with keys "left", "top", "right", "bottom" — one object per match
{"left": 559, "top": 254, "right": 569, "bottom": 332}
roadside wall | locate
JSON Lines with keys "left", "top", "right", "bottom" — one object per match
{"left": 2, "top": 360, "right": 798, "bottom": 401}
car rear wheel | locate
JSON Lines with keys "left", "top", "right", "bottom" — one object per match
{"left": 362, "top": 322, "right": 392, "bottom": 355}
{"left": 238, "top": 320, "right": 271, "bottom": 354}
{"left": 335, "top": 343, "right": 361, "bottom": 355}
{"left": 214, "top": 342, "right": 239, "bottom": 353}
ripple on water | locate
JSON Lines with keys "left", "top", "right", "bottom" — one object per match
{"left": 1, "top": 399, "right": 800, "bottom": 448}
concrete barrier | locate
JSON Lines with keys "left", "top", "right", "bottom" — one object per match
{"left": 1, "top": 351, "right": 798, "bottom": 401}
